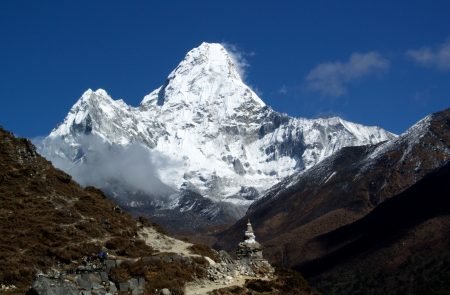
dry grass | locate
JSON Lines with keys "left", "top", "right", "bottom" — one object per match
{"left": 209, "top": 268, "right": 315, "bottom": 295}
{"left": 105, "top": 237, "right": 153, "bottom": 257}
{"left": 187, "top": 243, "right": 220, "bottom": 262}
{"left": 110, "top": 253, "right": 207, "bottom": 294}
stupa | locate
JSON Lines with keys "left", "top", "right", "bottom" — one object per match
{"left": 236, "top": 220, "right": 264, "bottom": 261}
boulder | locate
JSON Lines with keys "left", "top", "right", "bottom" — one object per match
{"left": 30, "top": 276, "right": 78, "bottom": 295}
{"left": 128, "top": 278, "right": 139, "bottom": 290}
{"left": 107, "top": 281, "right": 118, "bottom": 293}
{"left": 119, "top": 282, "right": 129, "bottom": 292}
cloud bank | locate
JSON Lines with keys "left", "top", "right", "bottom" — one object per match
{"left": 406, "top": 39, "right": 450, "bottom": 70}
{"left": 37, "top": 135, "right": 177, "bottom": 203}
{"left": 305, "top": 52, "right": 390, "bottom": 97}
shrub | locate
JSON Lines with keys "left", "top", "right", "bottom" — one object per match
{"left": 105, "top": 237, "right": 153, "bottom": 257}
{"left": 110, "top": 254, "right": 207, "bottom": 294}
{"left": 187, "top": 244, "right": 220, "bottom": 262}
{"left": 246, "top": 279, "right": 274, "bottom": 292}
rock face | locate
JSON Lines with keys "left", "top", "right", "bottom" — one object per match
{"left": 30, "top": 276, "right": 79, "bottom": 295}
{"left": 38, "top": 42, "right": 395, "bottom": 233}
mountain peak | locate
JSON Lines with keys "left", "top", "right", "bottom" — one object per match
{"left": 171, "top": 42, "right": 244, "bottom": 83}
{"left": 197, "top": 41, "right": 226, "bottom": 50}
{"left": 141, "top": 42, "right": 265, "bottom": 109}
{"left": 183, "top": 42, "right": 238, "bottom": 75}
{"left": 193, "top": 42, "right": 229, "bottom": 56}
{"left": 77, "top": 88, "right": 111, "bottom": 105}
{"left": 49, "top": 88, "right": 131, "bottom": 139}
{"left": 69, "top": 88, "right": 114, "bottom": 116}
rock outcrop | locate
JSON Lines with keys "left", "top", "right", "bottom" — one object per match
{"left": 28, "top": 253, "right": 144, "bottom": 295}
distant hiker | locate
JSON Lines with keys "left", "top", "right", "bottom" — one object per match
{"left": 98, "top": 250, "right": 107, "bottom": 261}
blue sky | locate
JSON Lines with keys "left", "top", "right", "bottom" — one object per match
{"left": 1, "top": 0, "right": 449, "bottom": 137}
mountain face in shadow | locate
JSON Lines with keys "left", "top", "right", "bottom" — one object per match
{"left": 298, "top": 161, "right": 450, "bottom": 293}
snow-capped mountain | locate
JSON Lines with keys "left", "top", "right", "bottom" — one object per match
{"left": 39, "top": 42, "right": 395, "bottom": 231}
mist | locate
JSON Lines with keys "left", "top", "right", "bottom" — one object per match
{"left": 36, "top": 134, "right": 179, "bottom": 202}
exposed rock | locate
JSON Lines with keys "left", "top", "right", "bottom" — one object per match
{"left": 119, "top": 282, "right": 129, "bottom": 292}
{"left": 28, "top": 256, "right": 145, "bottom": 295}
{"left": 29, "top": 276, "right": 78, "bottom": 295}
{"left": 238, "top": 186, "right": 259, "bottom": 201}
{"left": 108, "top": 281, "right": 118, "bottom": 293}
{"left": 218, "top": 250, "right": 234, "bottom": 265}
{"left": 233, "top": 159, "right": 246, "bottom": 175}
{"left": 100, "top": 272, "right": 108, "bottom": 282}
{"left": 75, "top": 274, "right": 91, "bottom": 290}
{"left": 104, "top": 259, "right": 116, "bottom": 272}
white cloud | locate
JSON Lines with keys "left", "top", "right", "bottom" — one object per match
{"left": 36, "top": 135, "right": 178, "bottom": 202}
{"left": 278, "top": 85, "right": 288, "bottom": 95}
{"left": 406, "top": 39, "right": 450, "bottom": 70}
{"left": 221, "top": 42, "right": 264, "bottom": 97}
{"left": 305, "top": 52, "right": 390, "bottom": 97}
{"left": 221, "top": 42, "right": 251, "bottom": 80}
{"left": 252, "top": 86, "right": 263, "bottom": 97}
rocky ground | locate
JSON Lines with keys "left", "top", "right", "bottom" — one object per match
{"left": 185, "top": 276, "right": 256, "bottom": 295}
{"left": 137, "top": 227, "right": 196, "bottom": 257}
{"left": 27, "top": 224, "right": 275, "bottom": 295}
{"left": 139, "top": 226, "right": 275, "bottom": 295}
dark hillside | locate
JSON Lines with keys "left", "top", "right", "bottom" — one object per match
{"left": 304, "top": 162, "right": 450, "bottom": 294}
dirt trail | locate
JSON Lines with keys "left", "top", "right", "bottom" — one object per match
{"left": 138, "top": 227, "right": 197, "bottom": 257}
{"left": 138, "top": 227, "right": 264, "bottom": 294}
{"left": 184, "top": 276, "right": 250, "bottom": 295}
